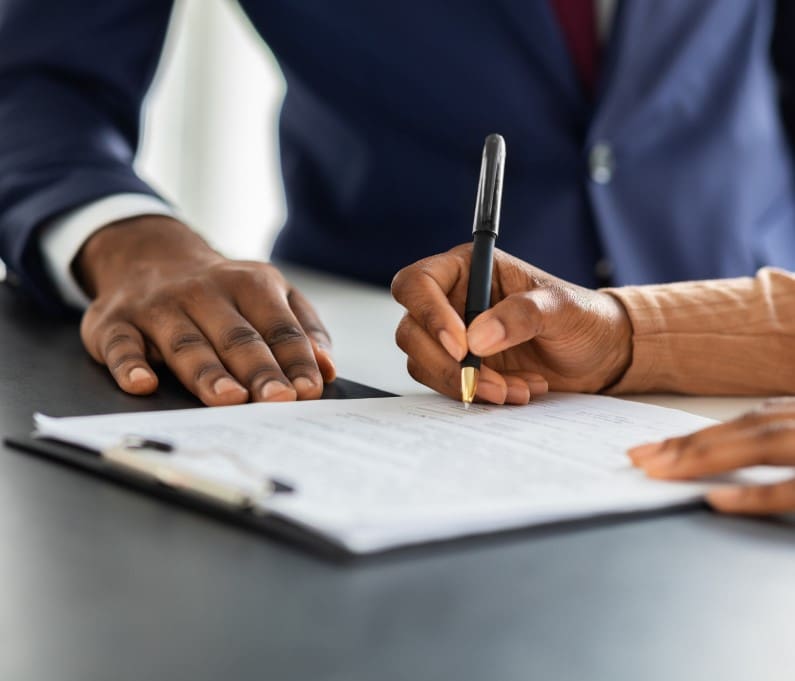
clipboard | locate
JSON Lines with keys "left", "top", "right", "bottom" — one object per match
{"left": 3, "top": 377, "right": 395, "bottom": 560}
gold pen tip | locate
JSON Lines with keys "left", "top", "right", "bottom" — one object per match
{"left": 460, "top": 366, "right": 479, "bottom": 406}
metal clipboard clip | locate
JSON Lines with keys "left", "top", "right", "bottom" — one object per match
{"left": 102, "top": 435, "right": 294, "bottom": 512}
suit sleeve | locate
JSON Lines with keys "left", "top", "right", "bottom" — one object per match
{"left": 772, "top": 0, "right": 795, "bottom": 153}
{"left": 0, "top": 0, "right": 175, "bottom": 314}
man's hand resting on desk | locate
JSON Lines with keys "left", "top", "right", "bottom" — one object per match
{"left": 391, "top": 244, "right": 632, "bottom": 405}
{"left": 76, "top": 216, "right": 336, "bottom": 406}
{"left": 630, "top": 399, "right": 795, "bottom": 515}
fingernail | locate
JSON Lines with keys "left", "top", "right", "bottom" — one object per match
{"left": 528, "top": 377, "right": 548, "bottom": 394}
{"left": 439, "top": 329, "right": 464, "bottom": 360}
{"left": 261, "top": 381, "right": 295, "bottom": 401}
{"left": 292, "top": 376, "right": 316, "bottom": 394}
{"left": 468, "top": 319, "right": 506, "bottom": 355}
{"left": 213, "top": 377, "right": 246, "bottom": 396}
{"left": 129, "top": 367, "right": 153, "bottom": 385}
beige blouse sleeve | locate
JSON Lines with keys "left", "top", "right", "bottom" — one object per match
{"left": 602, "top": 268, "right": 795, "bottom": 396}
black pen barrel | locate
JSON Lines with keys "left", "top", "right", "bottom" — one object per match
{"left": 465, "top": 230, "right": 496, "bottom": 326}
{"left": 461, "top": 230, "right": 496, "bottom": 370}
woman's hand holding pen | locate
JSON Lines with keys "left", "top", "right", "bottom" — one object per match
{"left": 391, "top": 243, "right": 633, "bottom": 405}
{"left": 394, "top": 245, "right": 795, "bottom": 516}
{"left": 76, "top": 216, "right": 336, "bottom": 406}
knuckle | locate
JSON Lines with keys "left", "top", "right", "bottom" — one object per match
{"left": 390, "top": 268, "right": 410, "bottom": 300}
{"left": 394, "top": 317, "right": 413, "bottom": 352}
{"left": 690, "top": 442, "right": 711, "bottom": 459}
{"left": 406, "top": 358, "right": 426, "bottom": 384}
{"left": 246, "top": 262, "right": 281, "bottom": 289}
{"left": 170, "top": 331, "right": 208, "bottom": 355}
{"left": 299, "top": 318, "right": 328, "bottom": 340}
{"left": 281, "top": 359, "right": 320, "bottom": 379}
{"left": 145, "top": 289, "right": 180, "bottom": 314}
{"left": 221, "top": 325, "right": 263, "bottom": 353}
{"left": 740, "top": 410, "right": 766, "bottom": 426}
{"left": 244, "top": 365, "right": 283, "bottom": 387}
{"left": 262, "top": 322, "right": 306, "bottom": 348}
{"left": 194, "top": 362, "right": 225, "bottom": 384}
{"left": 439, "top": 362, "right": 460, "bottom": 389}
{"left": 757, "top": 421, "right": 792, "bottom": 441}
{"left": 510, "top": 293, "right": 543, "bottom": 333}
{"left": 746, "top": 485, "right": 774, "bottom": 507}
{"left": 109, "top": 352, "right": 146, "bottom": 373}
{"left": 666, "top": 434, "right": 689, "bottom": 451}
{"left": 217, "top": 264, "right": 252, "bottom": 289}
{"left": 104, "top": 332, "right": 137, "bottom": 355}
{"left": 412, "top": 301, "right": 443, "bottom": 330}
{"left": 178, "top": 276, "right": 213, "bottom": 303}
{"left": 307, "top": 327, "right": 332, "bottom": 348}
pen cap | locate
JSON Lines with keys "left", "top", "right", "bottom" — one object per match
{"left": 473, "top": 134, "right": 505, "bottom": 236}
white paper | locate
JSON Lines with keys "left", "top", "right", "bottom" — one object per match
{"left": 32, "top": 393, "right": 778, "bottom": 554}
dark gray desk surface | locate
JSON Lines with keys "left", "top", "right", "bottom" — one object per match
{"left": 1, "top": 281, "right": 794, "bottom": 681}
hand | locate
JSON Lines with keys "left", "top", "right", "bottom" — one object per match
{"left": 391, "top": 243, "right": 632, "bottom": 404}
{"left": 629, "top": 398, "right": 795, "bottom": 515}
{"left": 76, "top": 216, "right": 336, "bottom": 406}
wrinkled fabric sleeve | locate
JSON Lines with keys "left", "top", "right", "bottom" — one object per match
{"left": 603, "top": 268, "right": 795, "bottom": 395}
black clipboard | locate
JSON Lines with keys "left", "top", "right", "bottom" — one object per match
{"left": 3, "top": 377, "right": 395, "bottom": 560}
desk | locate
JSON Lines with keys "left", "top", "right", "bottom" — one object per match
{"left": 1, "top": 266, "right": 793, "bottom": 681}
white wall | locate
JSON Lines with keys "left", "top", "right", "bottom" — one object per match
{"left": 136, "top": 0, "right": 287, "bottom": 260}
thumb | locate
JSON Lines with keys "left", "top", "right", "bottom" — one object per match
{"left": 466, "top": 287, "right": 567, "bottom": 356}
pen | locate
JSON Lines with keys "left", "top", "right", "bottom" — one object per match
{"left": 461, "top": 134, "right": 505, "bottom": 406}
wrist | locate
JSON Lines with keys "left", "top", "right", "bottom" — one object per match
{"left": 75, "top": 216, "right": 222, "bottom": 297}
{"left": 599, "top": 291, "right": 634, "bottom": 391}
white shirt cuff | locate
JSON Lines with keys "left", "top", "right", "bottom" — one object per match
{"left": 39, "top": 193, "right": 176, "bottom": 309}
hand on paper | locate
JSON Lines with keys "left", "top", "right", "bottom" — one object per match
{"left": 391, "top": 244, "right": 632, "bottom": 404}
{"left": 629, "top": 398, "right": 795, "bottom": 515}
{"left": 76, "top": 216, "right": 336, "bottom": 406}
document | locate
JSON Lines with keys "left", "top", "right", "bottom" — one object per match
{"left": 32, "top": 393, "right": 776, "bottom": 554}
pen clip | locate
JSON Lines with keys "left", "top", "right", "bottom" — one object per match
{"left": 473, "top": 133, "right": 505, "bottom": 236}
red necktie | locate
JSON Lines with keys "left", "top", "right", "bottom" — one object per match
{"left": 549, "top": 0, "right": 601, "bottom": 96}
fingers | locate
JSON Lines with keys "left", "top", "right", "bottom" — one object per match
{"left": 628, "top": 409, "right": 795, "bottom": 515}
{"left": 82, "top": 262, "right": 337, "bottom": 405}
{"left": 81, "top": 317, "right": 159, "bottom": 395}
{"left": 706, "top": 479, "right": 795, "bottom": 515}
{"left": 398, "top": 313, "right": 501, "bottom": 401}
{"left": 181, "top": 298, "right": 297, "bottom": 403}
{"left": 466, "top": 289, "right": 553, "bottom": 356}
{"left": 287, "top": 287, "right": 337, "bottom": 384}
{"left": 145, "top": 311, "right": 255, "bottom": 406}
{"left": 232, "top": 282, "right": 324, "bottom": 400}
{"left": 396, "top": 313, "right": 547, "bottom": 404}
{"left": 631, "top": 402, "right": 795, "bottom": 456}
{"left": 392, "top": 250, "right": 469, "bottom": 361}
{"left": 630, "top": 422, "right": 795, "bottom": 480}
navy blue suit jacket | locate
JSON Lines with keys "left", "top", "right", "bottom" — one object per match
{"left": 2, "top": 1, "right": 795, "bottom": 312}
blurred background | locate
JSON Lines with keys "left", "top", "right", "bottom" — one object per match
{"left": 137, "top": 0, "right": 286, "bottom": 260}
